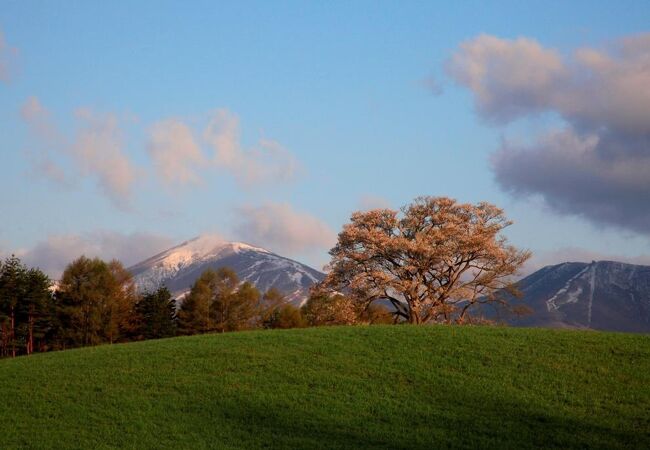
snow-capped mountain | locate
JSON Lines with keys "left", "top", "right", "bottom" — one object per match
{"left": 128, "top": 235, "right": 325, "bottom": 305}
{"left": 507, "top": 261, "right": 650, "bottom": 332}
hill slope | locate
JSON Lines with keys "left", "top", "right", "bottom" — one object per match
{"left": 1, "top": 326, "right": 648, "bottom": 449}
{"left": 510, "top": 261, "right": 650, "bottom": 332}
{"left": 128, "top": 235, "right": 324, "bottom": 304}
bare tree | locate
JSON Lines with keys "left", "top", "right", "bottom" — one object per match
{"left": 318, "top": 196, "right": 531, "bottom": 324}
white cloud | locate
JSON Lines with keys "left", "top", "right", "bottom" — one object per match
{"left": 203, "top": 109, "right": 300, "bottom": 186}
{"left": 21, "top": 97, "right": 71, "bottom": 186}
{"left": 71, "top": 108, "right": 136, "bottom": 209}
{"left": 21, "top": 98, "right": 300, "bottom": 207}
{"left": 16, "top": 231, "right": 174, "bottom": 279}
{"left": 447, "top": 34, "right": 565, "bottom": 123}
{"left": 147, "top": 118, "right": 205, "bottom": 186}
{"left": 234, "top": 203, "right": 336, "bottom": 255}
{"left": 20, "top": 97, "right": 138, "bottom": 209}
{"left": 448, "top": 33, "right": 650, "bottom": 235}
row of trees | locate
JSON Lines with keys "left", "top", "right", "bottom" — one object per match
{"left": 0, "top": 256, "right": 51, "bottom": 357}
{"left": 176, "top": 267, "right": 392, "bottom": 334}
{"left": 2, "top": 196, "right": 531, "bottom": 357}
{"left": 0, "top": 255, "right": 176, "bottom": 356}
{"left": 0, "top": 256, "right": 391, "bottom": 358}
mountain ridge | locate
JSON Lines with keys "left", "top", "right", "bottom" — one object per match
{"left": 129, "top": 237, "right": 650, "bottom": 331}
{"left": 507, "top": 260, "right": 650, "bottom": 332}
{"left": 128, "top": 235, "right": 324, "bottom": 305}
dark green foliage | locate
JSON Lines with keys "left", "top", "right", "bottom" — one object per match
{"left": 135, "top": 287, "right": 176, "bottom": 340}
{"left": 0, "top": 326, "right": 648, "bottom": 449}
{"left": 0, "top": 256, "right": 53, "bottom": 356}
{"left": 18, "top": 268, "right": 54, "bottom": 353}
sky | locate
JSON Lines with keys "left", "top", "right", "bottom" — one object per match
{"left": 1, "top": 0, "right": 649, "bottom": 277}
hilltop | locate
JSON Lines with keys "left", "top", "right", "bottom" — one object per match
{"left": 1, "top": 326, "right": 648, "bottom": 449}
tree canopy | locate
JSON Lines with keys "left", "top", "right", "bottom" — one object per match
{"left": 177, "top": 268, "right": 261, "bottom": 335}
{"left": 0, "top": 256, "right": 53, "bottom": 356}
{"left": 55, "top": 256, "right": 138, "bottom": 347}
{"left": 318, "top": 196, "right": 530, "bottom": 324}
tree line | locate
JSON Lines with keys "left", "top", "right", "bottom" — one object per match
{"left": 0, "top": 255, "right": 390, "bottom": 358}
{"left": 1, "top": 196, "right": 531, "bottom": 357}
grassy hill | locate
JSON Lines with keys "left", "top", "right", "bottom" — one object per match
{"left": 0, "top": 326, "right": 648, "bottom": 449}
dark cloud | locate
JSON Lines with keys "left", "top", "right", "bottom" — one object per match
{"left": 493, "top": 129, "right": 650, "bottom": 234}
{"left": 448, "top": 33, "right": 650, "bottom": 234}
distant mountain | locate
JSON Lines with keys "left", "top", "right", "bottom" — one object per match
{"left": 507, "top": 261, "right": 650, "bottom": 333}
{"left": 128, "top": 235, "right": 324, "bottom": 305}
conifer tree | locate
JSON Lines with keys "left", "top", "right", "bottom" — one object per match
{"left": 0, "top": 256, "right": 53, "bottom": 356}
{"left": 136, "top": 287, "right": 176, "bottom": 340}
{"left": 0, "top": 256, "right": 27, "bottom": 357}
{"left": 19, "top": 268, "right": 54, "bottom": 354}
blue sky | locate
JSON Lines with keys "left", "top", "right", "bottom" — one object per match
{"left": 1, "top": 1, "right": 649, "bottom": 275}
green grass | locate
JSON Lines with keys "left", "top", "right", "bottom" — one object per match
{"left": 0, "top": 326, "right": 649, "bottom": 449}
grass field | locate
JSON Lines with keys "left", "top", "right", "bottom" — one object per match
{"left": 0, "top": 325, "right": 648, "bottom": 449}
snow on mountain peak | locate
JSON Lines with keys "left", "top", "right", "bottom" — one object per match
{"left": 128, "top": 234, "right": 325, "bottom": 304}
{"left": 153, "top": 235, "right": 270, "bottom": 269}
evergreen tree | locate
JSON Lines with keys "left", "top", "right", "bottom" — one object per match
{"left": 0, "top": 256, "right": 53, "bottom": 357}
{"left": 136, "top": 287, "right": 176, "bottom": 340}
{"left": 18, "top": 268, "right": 54, "bottom": 354}
{"left": 0, "top": 256, "right": 27, "bottom": 357}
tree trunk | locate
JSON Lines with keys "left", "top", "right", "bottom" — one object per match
{"left": 27, "top": 313, "right": 34, "bottom": 355}
{"left": 10, "top": 307, "right": 15, "bottom": 358}
{"left": 409, "top": 310, "right": 420, "bottom": 324}
{"left": 1, "top": 322, "right": 6, "bottom": 357}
